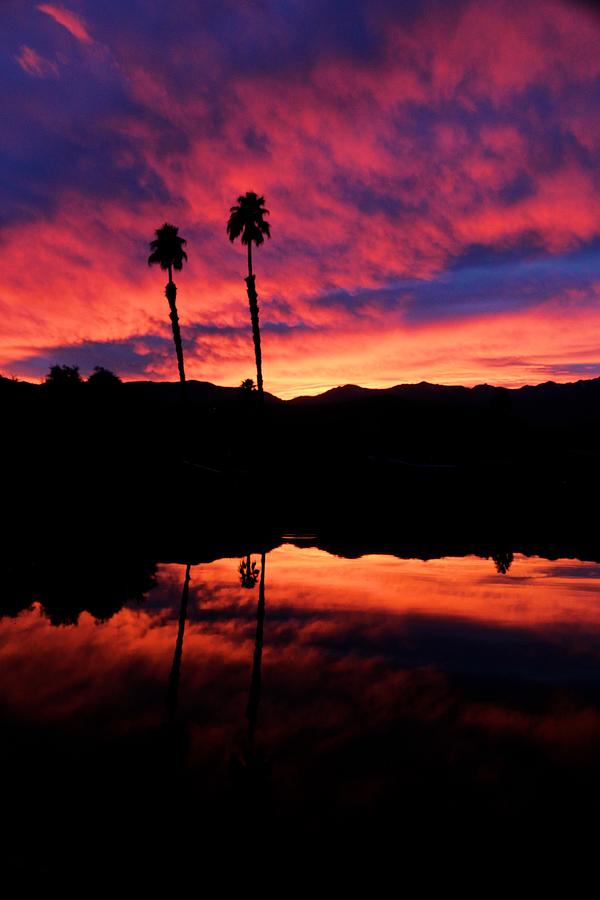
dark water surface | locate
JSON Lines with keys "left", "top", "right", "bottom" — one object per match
{"left": 2, "top": 544, "right": 600, "bottom": 892}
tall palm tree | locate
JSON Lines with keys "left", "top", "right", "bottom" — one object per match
{"left": 226, "top": 193, "right": 271, "bottom": 400}
{"left": 148, "top": 223, "right": 188, "bottom": 394}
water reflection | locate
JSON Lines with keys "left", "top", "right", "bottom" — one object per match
{"left": 239, "top": 554, "right": 260, "bottom": 589}
{"left": 2, "top": 546, "right": 600, "bottom": 887}
{"left": 165, "top": 562, "right": 191, "bottom": 723}
{"left": 231, "top": 551, "right": 271, "bottom": 801}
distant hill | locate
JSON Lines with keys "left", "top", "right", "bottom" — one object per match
{"left": 287, "top": 377, "right": 600, "bottom": 426}
{"left": 3, "top": 371, "right": 600, "bottom": 428}
{"left": 124, "top": 379, "right": 283, "bottom": 407}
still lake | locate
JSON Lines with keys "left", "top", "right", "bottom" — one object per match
{"left": 2, "top": 543, "right": 600, "bottom": 890}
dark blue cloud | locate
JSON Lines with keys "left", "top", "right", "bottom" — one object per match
{"left": 9, "top": 336, "right": 173, "bottom": 380}
{"left": 314, "top": 237, "right": 600, "bottom": 323}
{"left": 7, "top": 318, "right": 314, "bottom": 381}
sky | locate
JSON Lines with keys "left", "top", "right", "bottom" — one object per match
{"left": 2, "top": 0, "right": 600, "bottom": 397}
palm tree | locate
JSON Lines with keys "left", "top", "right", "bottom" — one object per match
{"left": 148, "top": 223, "right": 188, "bottom": 394}
{"left": 226, "top": 193, "right": 271, "bottom": 400}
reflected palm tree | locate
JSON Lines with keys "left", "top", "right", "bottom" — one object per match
{"left": 247, "top": 551, "right": 266, "bottom": 758}
{"left": 165, "top": 563, "right": 192, "bottom": 723}
{"left": 231, "top": 551, "right": 270, "bottom": 794}
{"left": 239, "top": 555, "right": 259, "bottom": 589}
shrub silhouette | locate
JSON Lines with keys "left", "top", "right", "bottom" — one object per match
{"left": 45, "top": 364, "right": 83, "bottom": 387}
{"left": 87, "top": 366, "right": 122, "bottom": 389}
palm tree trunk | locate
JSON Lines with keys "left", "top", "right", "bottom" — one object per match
{"left": 246, "top": 552, "right": 266, "bottom": 755}
{"left": 166, "top": 562, "right": 191, "bottom": 722}
{"left": 245, "top": 243, "right": 263, "bottom": 402}
{"left": 166, "top": 264, "right": 187, "bottom": 400}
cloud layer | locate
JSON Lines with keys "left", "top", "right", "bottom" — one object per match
{"left": 3, "top": 0, "right": 600, "bottom": 394}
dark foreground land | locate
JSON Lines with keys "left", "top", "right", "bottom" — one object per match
{"left": 2, "top": 375, "right": 600, "bottom": 894}
{"left": 3, "top": 371, "right": 600, "bottom": 544}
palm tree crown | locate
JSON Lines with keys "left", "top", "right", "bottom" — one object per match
{"left": 148, "top": 223, "right": 188, "bottom": 272}
{"left": 147, "top": 221, "right": 188, "bottom": 391}
{"left": 227, "top": 191, "right": 271, "bottom": 400}
{"left": 226, "top": 193, "right": 271, "bottom": 248}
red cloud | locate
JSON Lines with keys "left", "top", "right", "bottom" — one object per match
{"left": 4, "top": 0, "right": 600, "bottom": 394}
{"left": 15, "top": 44, "right": 59, "bottom": 78}
{"left": 37, "top": 3, "right": 94, "bottom": 45}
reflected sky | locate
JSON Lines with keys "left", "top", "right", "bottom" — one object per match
{"left": 4, "top": 544, "right": 600, "bottom": 883}
{"left": 3, "top": 547, "right": 600, "bottom": 743}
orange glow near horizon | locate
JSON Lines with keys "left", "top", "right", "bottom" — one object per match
{"left": 2, "top": 548, "right": 600, "bottom": 762}
{"left": 4, "top": 0, "right": 600, "bottom": 396}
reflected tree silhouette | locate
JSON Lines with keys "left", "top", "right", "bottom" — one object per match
{"left": 239, "top": 555, "right": 259, "bottom": 589}
{"left": 247, "top": 551, "right": 267, "bottom": 757}
{"left": 0, "top": 554, "right": 158, "bottom": 626}
{"left": 165, "top": 563, "right": 192, "bottom": 723}
{"left": 492, "top": 550, "right": 514, "bottom": 575}
{"left": 231, "top": 551, "right": 270, "bottom": 796}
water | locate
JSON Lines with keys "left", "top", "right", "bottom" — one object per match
{"left": 2, "top": 544, "right": 600, "bottom": 890}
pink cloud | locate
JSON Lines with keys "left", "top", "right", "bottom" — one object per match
{"left": 37, "top": 3, "right": 94, "bottom": 45}
{"left": 15, "top": 44, "right": 58, "bottom": 78}
{"left": 4, "top": 0, "right": 600, "bottom": 393}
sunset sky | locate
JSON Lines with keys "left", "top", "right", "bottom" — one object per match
{"left": 3, "top": 0, "right": 600, "bottom": 397}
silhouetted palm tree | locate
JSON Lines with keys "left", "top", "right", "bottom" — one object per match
{"left": 148, "top": 223, "right": 188, "bottom": 394}
{"left": 227, "top": 193, "right": 271, "bottom": 400}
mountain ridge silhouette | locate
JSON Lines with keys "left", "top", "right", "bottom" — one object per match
{"left": 4, "top": 371, "right": 600, "bottom": 408}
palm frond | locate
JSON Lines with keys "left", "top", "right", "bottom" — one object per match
{"left": 147, "top": 222, "right": 188, "bottom": 269}
{"left": 226, "top": 192, "right": 272, "bottom": 247}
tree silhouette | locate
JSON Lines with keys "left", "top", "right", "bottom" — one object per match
{"left": 240, "top": 378, "right": 256, "bottom": 393}
{"left": 87, "top": 366, "right": 122, "bottom": 389}
{"left": 227, "top": 193, "right": 271, "bottom": 401}
{"left": 45, "top": 364, "right": 82, "bottom": 387}
{"left": 148, "top": 223, "right": 188, "bottom": 395}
